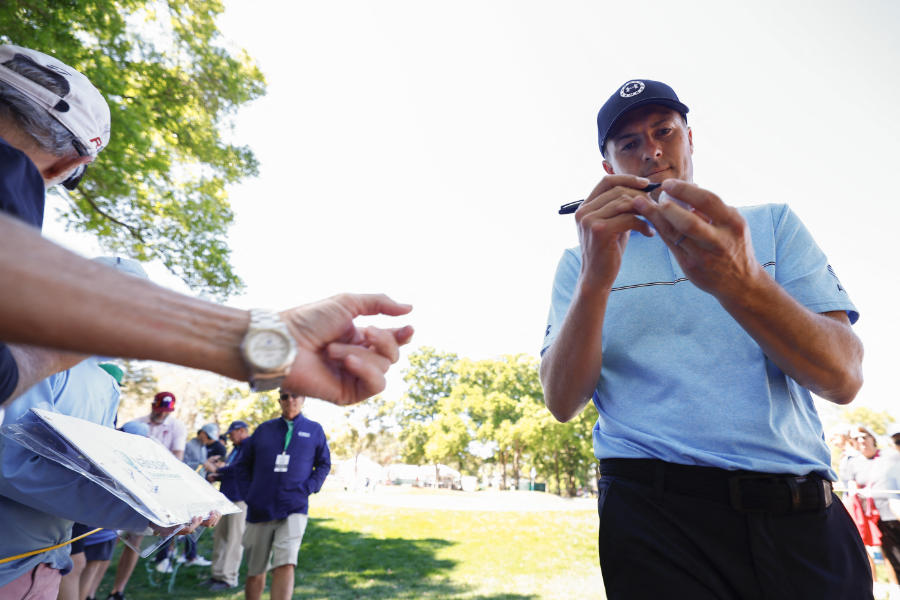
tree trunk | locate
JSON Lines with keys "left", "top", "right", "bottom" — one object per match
{"left": 553, "top": 452, "right": 561, "bottom": 496}
{"left": 512, "top": 449, "right": 521, "bottom": 490}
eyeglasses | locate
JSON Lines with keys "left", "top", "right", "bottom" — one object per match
{"left": 61, "top": 139, "right": 89, "bottom": 190}
{"left": 279, "top": 392, "right": 298, "bottom": 401}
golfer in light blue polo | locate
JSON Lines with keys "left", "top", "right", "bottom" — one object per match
{"left": 540, "top": 79, "right": 869, "bottom": 600}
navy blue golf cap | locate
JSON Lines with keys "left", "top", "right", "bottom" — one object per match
{"left": 597, "top": 79, "right": 689, "bottom": 155}
{"left": 226, "top": 420, "right": 249, "bottom": 434}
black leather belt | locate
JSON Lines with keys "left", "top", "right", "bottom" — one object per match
{"left": 598, "top": 458, "right": 833, "bottom": 515}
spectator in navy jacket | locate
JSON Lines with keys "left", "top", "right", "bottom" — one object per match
{"left": 207, "top": 393, "right": 330, "bottom": 600}
{"left": 202, "top": 420, "right": 252, "bottom": 591}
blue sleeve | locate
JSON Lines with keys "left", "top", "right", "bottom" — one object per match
{"left": 541, "top": 248, "right": 581, "bottom": 355}
{"left": 216, "top": 455, "right": 237, "bottom": 482}
{"left": 0, "top": 366, "right": 146, "bottom": 531}
{"left": 216, "top": 463, "right": 234, "bottom": 482}
{"left": 0, "top": 344, "right": 19, "bottom": 403}
{"left": 0, "top": 137, "right": 45, "bottom": 228}
{"left": 772, "top": 205, "right": 858, "bottom": 324}
{"left": 221, "top": 432, "right": 254, "bottom": 484}
{"left": 305, "top": 428, "right": 331, "bottom": 495}
{"left": 0, "top": 436, "right": 148, "bottom": 531}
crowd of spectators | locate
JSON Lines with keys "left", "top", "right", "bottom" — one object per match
{"left": 100, "top": 391, "right": 330, "bottom": 600}
{"left": 833, "top": 425, "right": 900, "bottom": 600}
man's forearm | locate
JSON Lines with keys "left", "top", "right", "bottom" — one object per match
{"left": 717, "top": 269, "right": 863, "bottom": 404}
{"left": 540, "top": 281, "right": 610, "bottom": 422}
{"left": 0, "top": 213, "right": 250, "bottom": 384}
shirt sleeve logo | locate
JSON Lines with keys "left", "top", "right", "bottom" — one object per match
{"left": 827, "top": 265, "right": 846, "bottom": 292}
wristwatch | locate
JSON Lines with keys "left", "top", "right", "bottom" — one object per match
{"left": 240, "top": 309, "right": 297, "bottom": 392}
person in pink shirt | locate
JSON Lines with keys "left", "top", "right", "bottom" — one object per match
{"left": 136, "top": 391, "right": 186, "bottom": 460}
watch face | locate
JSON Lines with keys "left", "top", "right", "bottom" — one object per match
{"left": 247, "top": 330, "right": 292, "bottom": 371}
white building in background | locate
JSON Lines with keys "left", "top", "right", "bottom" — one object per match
{"left": 382, "top": 463, "right": 462, "bottom": 489}
{"left": 416, "top": 464, "right": 462, "bottom": 489}
{"left": 384, "top": 463, "right": 420, "bottom": 486}
{"left": 334, "top": 454, "right": 385, "bottom": 492}
{"left": 335, "top": 459, "right": 465, "bottom": 490}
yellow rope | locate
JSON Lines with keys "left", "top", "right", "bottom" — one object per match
{"left": 0, "top": 462, "right": 211, "bottom": 565}
{"left": 0, "top": 527, "right": 102, "bottom": 565}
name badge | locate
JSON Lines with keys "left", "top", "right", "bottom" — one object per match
{"left": 274, "top": 452, "right": 290, "bottom": 472}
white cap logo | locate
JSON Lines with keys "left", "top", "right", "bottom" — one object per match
{"left": 619, "top": 81, "right": 645, "bottom": 98}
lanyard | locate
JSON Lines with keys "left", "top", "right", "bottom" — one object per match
{"left": 283, "top": 419, "right": 294, "bottom": 453}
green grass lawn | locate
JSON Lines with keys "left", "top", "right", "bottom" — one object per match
{"left": 96, "top": 487, "right": 604, "bottom": 599}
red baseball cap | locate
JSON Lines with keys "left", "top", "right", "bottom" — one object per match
{"left": 152, "top": 391, "right": 176, "bottom": 412}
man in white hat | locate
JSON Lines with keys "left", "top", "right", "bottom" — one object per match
{"left": 0, "top": 43, "right": 108, "bottom": 223}
{"left": 0, "top": 43, "right": 112, "bottom": 406}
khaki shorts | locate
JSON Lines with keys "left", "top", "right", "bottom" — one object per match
{"left": 242, "top": 513, "right": 308, "bottom": 576}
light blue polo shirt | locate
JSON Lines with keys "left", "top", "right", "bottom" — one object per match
{"left": 542, "top": 204, "right": 856, "bottom": 480}
{"left": 0, "top": 358, "right": 148, "bottom": 586}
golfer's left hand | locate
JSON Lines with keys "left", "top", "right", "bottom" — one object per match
{"left": 633, "top": 179, "right": 765, "bottom": 299}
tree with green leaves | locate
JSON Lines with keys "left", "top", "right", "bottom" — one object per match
{"left": 1, "top": 0, "right": 266, "bottom": 299}
{"left": 527, "top": 407, "right": 596, "bottom": 496}
{"left": 839, "top": 405, "right": 895, "bottom": 436}
{"left": 330, "top": 415, "right": 377, "bottom": 463}
{"left": 383, "top": 348, "right": 596, "bottom": 494}
{"left": 459, "top": 354, "right": 545, "bottom": 490}
{"left": 330, "top": 397, "right": 402, "bottom": 465}
{"left": 115, "top": 359, "right": 158, "bottom": 413}
{"left": 194, "top": 385, "right": 279, "bottom": 432}
{"left": 390, "top": 347, "right": 459, "bottom": 465}
{"left": 422, "top": 393, "right": 473, "bottom": 475}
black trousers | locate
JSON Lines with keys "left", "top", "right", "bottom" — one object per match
{"left": 597, "top": 468, "right": 872, "bottom": 600}
{"left": 879, "top": 519, "right": 900, "bottom": 579}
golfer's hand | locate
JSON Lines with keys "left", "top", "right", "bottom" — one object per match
{"left": 634, "top": 179, "right": 764, "bottom": 299}
{"left": 575, "top": 175, "right": 657, "bottom": 292}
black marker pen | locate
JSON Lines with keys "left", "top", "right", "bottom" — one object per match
{"left": 558, "top": 182, "right": 662, "bottom": 215}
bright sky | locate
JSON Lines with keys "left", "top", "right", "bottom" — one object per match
{"left": 45, "top": 0, "right": 900, "bottom": 424}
